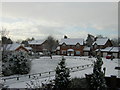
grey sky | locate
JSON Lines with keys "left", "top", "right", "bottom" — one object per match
{"left": 1, "top": 2, "right": 118, "bottom": 41}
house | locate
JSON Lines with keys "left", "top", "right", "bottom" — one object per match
{"left": 59, "top": 38, "right": 84, "bottom": 56}
{"left": 92, "top": 38, "right": 113, "bottom": 50}
{"left": 3, "top": 43, "right": 29, "bottom": 52}
{"left": 28, "top": 40, "right": 46, "bottom": 53}
{"left": 95, "top": 47, "right": 120, "bottom": 58}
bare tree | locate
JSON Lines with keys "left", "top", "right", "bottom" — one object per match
{"left": 0, "top": 27, "right": 9, "bottom": 38}
{"left": 96, "top": 34, "right": 107, "bottom": 39}
{"left": 45, "top": 36, "right": 59, "bottom": 58}
{"left": 0, "top": 27, "right": 11, "bottom": 56}
{"left": 86, "top": 34, "right": 95, "bottom": 46}
{"left": 111, "top": 38, "right": 119, "bottom": 46}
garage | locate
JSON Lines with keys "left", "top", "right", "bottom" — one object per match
{"left": 84, "top": 52, "right": 89, "bottom": 56}
{"left": 112, "top": 53, "right": 118, "bottom": 58}
{"left": 101, "top": 47, "right": 112, "bottom": 57}
{"left": 103, "top": 52, "right": 107, "bottom": 57}
{"left": 110, "top": 47, "right": 119, "bottom": 58}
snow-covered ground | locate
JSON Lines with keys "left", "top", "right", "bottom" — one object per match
{"left": 30, "top": 56, "right": 93, "bottom": 74}
{"left": 1, "top": 55, "right": 119, "bottom": 88}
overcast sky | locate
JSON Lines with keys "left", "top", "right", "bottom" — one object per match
{"left": 1, "top": 2, "right": 118, "bottom": 41}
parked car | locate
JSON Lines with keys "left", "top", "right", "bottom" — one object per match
{"left": 106, "top": 55, "right": 112, "bottom": 59}
{"left": 106, "top": 54, "right": 114, "bottom": 59}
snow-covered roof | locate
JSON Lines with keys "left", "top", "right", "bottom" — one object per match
{"left": 110, "top": 47, "right": 120, "bottom": 52}
{"left": 4, "top": 43, "right": 21, "bottom": 51}
{"left": 95, "top": 49, "right": 102, "bottom": 51}
{"left": 96, "top": 47, "right": 120, "bottom": 52}
{"left": 67, "top": 49, "right": 74, "bottom": 51}
{"left": 25, "top": 47, "right": 32, "bottom": 50}
{"left": 92, "top": 38, "right": 109, "bottom": 45}
{"left": 101, "top": 47, "right": 112, "bottom": 52}
{"left": 60, "top": 38, "right": 84, "bottom": 45}
{"left": 28, "top": 40, "right": 45, "bottom": 45}
{"left": 83, "top": 47, "right": 90, "bottom": 51}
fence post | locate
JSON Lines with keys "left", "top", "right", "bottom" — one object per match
{"left": 17, "top": 77, "right": 19, "bottom": 80}
{"left": 39, "top": 73, "right": 41, "bottom": 76}
{"left": 29, "top": 75, "right": 30, "bottom": 78}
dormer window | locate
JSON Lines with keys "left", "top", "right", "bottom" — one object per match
{"left": 76, "top": 43, "right": 80, "bottom": 48}
{"left": 94, "top": 43, "right": 97, "bottom": 48}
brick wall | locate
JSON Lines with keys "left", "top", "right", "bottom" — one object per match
{"left": 60, "top": 45, "right": 84, "bottom": 56}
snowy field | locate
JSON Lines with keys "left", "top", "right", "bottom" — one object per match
{"left": 30, "top": 56, "right": 93, "bottom": 74}
{"left": 1, "top": 55, "right": 119, "bottom": 88}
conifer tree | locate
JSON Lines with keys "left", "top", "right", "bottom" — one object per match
{"left": 89, "top": 51, "right": 107, "bottom": 90}
{"left": 2, "top": 51, "right": 31, "bottom": 76}
{"left": 54, "top": 56, "right": 70, "bottom": 89}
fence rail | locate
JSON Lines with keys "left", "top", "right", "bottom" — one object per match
{"left": 1, "top": 57, "right": 95, "bottom": 86}
{"left": 1, "top": 63, "right": 94, "bottom": 86}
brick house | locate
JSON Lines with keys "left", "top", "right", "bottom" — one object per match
{"left": 92, "top": 38, "right": 113, "bottom": 50}
{"left": 59, "top": 38, "right": 84, "bottom": 56}
{"left": 28, "top": 40, "right": 46, "bottom": 53}
{"left": 83, "top": 38, "right": 113, "bottom": 56}
{"left": 97, "top": 47, "right": 120, "bottom": 58}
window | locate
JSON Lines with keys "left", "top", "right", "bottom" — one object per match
{"left": 76, "top": 51, "right": 80, "bottom": 55}
{"left": 62, "top": 50, "right": 66, "bottom": 54}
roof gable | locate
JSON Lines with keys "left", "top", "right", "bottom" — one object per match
{"left": 25, "top": 47, "right": 32, "bottom": 50}
{"left": 5, "top": 43, "right": 21, "bottom": 51}
{"left": 92, "top": 38, "right": 109, "bottom": 45}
